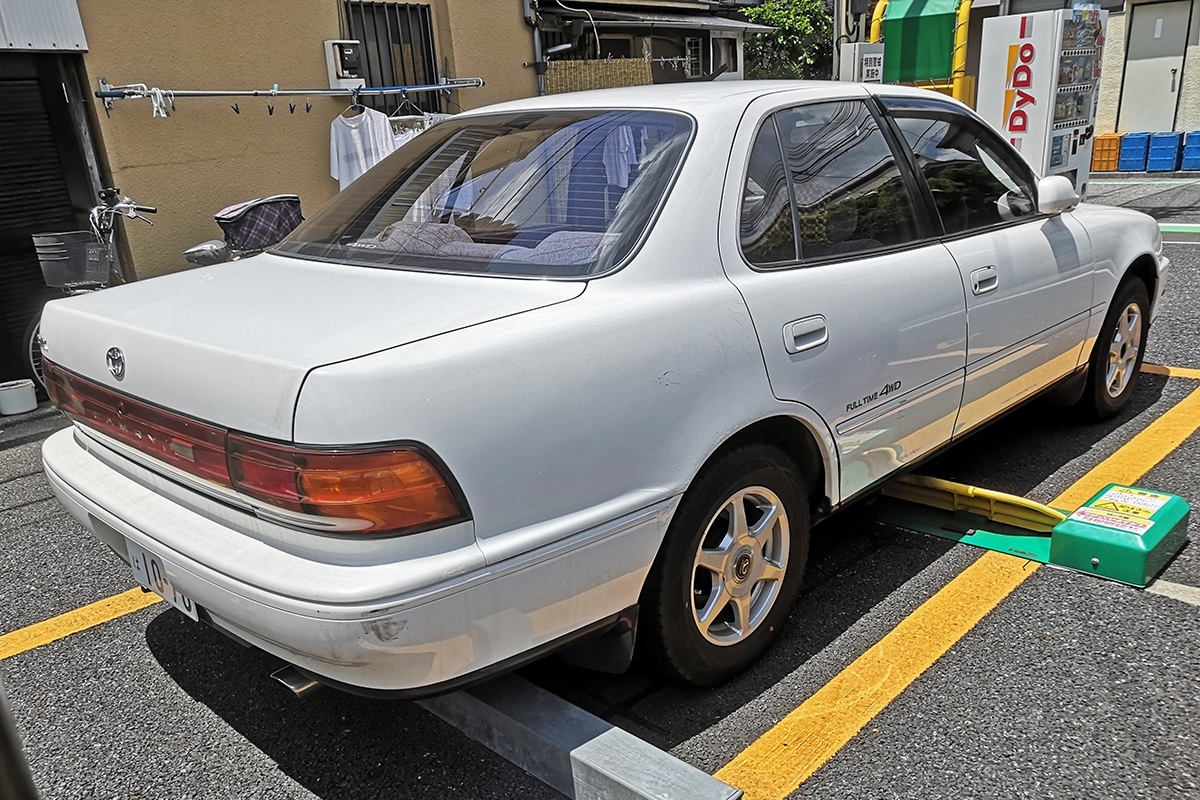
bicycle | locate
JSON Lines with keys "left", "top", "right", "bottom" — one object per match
{"left": 25, "top": 188, "right": 156, "bottom": 389}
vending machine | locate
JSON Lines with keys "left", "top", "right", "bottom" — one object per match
{"left": 976, "top": 6, "right": 1107, "bottom": 196}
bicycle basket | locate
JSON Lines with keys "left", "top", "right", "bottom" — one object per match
{"left": 32, "top": 231, "right": 112, "bottom": 288}
{"left": 214, "top": 194, "right": 303, "bottom": 253}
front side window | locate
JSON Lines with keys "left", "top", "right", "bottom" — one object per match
{"left": 776, "top": 101, "right": 922, "bottom": 261}
{"left": 276, "top": 110, "right": 693, "bottom": 277}
{"left": 887, "top": 107, "right": 1037, "bottom": 235}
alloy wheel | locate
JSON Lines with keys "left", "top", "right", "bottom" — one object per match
{"left": 1105, "top": 301, "right": 1143, "bottom": 398}
{"left": 690, "top": 485, "right": 789, "bottom": 646}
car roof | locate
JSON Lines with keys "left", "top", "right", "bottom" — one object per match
{"left": 459, "top": 80, "right": 967, "bottom": 123}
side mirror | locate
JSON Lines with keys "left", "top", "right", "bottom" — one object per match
{"left": 1036, "top": 175, "right": 1080, "bottom": 215}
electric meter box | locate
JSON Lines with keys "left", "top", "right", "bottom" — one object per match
{"left": 325, "top": 39, "right": 363, "bottom": 90}
{"left": 839, "top": 43, "right": 884, "bottom": 83}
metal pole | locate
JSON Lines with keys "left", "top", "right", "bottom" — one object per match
{"left": 832, "top": 0, "right": 843, "bottom": 79}
{"left": 94, "top": 78, "right": 485, "bottom": 109}
{"left": 0, "top": 681, "right": 39, "bottom": 800}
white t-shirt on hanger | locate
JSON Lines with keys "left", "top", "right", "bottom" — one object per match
{"left": 330, "top": 107, "right": 397, "bottom": 190}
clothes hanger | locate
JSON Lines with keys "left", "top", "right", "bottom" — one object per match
{"left": 340, "top": 88, "right": 365, "bottom": 118}
{"left": 389, "top": 92, "right": 427, "bottom": 131}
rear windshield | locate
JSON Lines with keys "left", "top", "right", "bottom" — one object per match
{"left": 275, "top": 109, "right": 693, "bottom": 278}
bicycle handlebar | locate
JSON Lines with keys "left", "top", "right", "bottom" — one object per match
{"left": 133, "top": 205, "right": 157, "bottom": 214}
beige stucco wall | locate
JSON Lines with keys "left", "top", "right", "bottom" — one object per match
{"left": 76, "top": 0, "right": 537, "bottom": 279}
{"left": 1174, "top": 0, "right": 1200, "bottom": 131}
{"left": 1096, "top": 10, "right": 1125, "bottom": 134}
{"left": 432, "top": 0, "right": 537, "bottom": 110}
{"left": 77, "top": 0, "right": 345, "bottom": 278}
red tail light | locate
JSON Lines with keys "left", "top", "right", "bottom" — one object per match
{"left": 44, "top": 360, "right": 231, "bottom": 487}
{"left": 44, "top": 360, "right": 467, "bottom": 536}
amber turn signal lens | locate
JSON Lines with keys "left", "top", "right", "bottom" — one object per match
{"left": 227, "top": 435, "right": 466, "bottom": 535}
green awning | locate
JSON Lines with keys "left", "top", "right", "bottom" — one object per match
{"left": 881, "top": 0, "right": 958, "bottom": 83}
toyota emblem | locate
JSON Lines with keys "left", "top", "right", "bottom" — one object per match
{"left": 106, "top": 347, "right": 126, "bottom": 380}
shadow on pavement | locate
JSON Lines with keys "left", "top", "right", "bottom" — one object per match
{"left": 144, "top": 615, "right": 555, "bottom": 799}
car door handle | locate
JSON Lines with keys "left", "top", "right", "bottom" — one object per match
{"left": 971, "top": 265, "right": 998, "bottom": 296}
{"left": 784, "top": 315, "right": 828, "bottom": 354}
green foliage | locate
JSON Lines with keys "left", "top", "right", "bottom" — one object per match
{"left": 743, "top": 0, "right": 834, "bottom": 80}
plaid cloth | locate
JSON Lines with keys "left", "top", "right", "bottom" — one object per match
{"left": 215, "top": 194, "right": 303, "bottom": 252}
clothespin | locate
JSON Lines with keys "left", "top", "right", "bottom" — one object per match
{"left": 232, "top": 102, "right": 240, "bottom": 114}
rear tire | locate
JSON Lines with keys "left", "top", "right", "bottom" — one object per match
{"left": 1080, "top": 277, "right": 1149, "bottom": 421}
{"left": 640, "top": 444, "right": 809, "bottom": 687}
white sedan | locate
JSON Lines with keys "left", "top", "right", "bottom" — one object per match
{"left": 40, "top": 82, "right": 1165, "bottom": 695}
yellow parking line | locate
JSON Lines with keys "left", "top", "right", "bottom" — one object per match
{"left": 1142, "top": 363, "right": 1200, "bottom": 381}
{"left": 717, "top": 385, "right": 1200, "bottom": 800}
{"left": 0, "top": 588, "right": 161, "bottom": 661}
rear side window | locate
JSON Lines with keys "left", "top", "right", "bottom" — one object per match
{"left": 740, "top": 119, "right": 798, "bottom": 266}
{"left": 776, "top": 101, "right": 921, "bottom": 261}
{"left": 276, "top": 109, "right": 693, "bottom": 277}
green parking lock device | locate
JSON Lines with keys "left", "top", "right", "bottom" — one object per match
{"left": 870, "top": 476, "right": 1190, "bottom": 588}
{"left": 1050, "top": 485, "right": 1191, "bottom": 587}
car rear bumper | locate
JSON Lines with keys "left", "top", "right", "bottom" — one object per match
{"left": 42, "top": 427, "right": 670, "bottom": 693}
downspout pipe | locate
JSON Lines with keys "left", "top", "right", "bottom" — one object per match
{"left": 523, "top": 0, "right": 547, "bottom": 96}
{"left": 870, "top": 0, "right": 889, "bottom": 43}
{"left": 952, "top": 0, "right": 973, "bottom": 103}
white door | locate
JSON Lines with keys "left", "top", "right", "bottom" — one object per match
{"left": 721, "top": 98, "right": 968, "bottom": 501}
{"left": 883, "top": 101, "right": 1095, "bottom": 435}
{"left": 1118, "top": 0, "right": 1191, "bottom": 132}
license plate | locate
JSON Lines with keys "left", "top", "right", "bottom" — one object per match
{"left": 127, "top": 540, "right": 199, "bottom": 621}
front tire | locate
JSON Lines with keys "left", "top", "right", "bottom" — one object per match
{"left": 641, "top": 444, "right": 810, "bottom": 687}
{"left": 1080, "top": 277, "right": 1149, "bottom": 421}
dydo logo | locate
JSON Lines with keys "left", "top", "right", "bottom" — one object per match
{"left": 1002, "top": 16, "right": 1036, "bottom": 148}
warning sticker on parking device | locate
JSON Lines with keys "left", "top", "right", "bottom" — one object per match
{"left": 1068, "top": 507, "right": 1153, "bottom": 535}
{"left": 1089, "top": 487, "right": 1170, "bottom": 518}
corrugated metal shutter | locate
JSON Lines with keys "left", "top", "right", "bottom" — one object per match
{"left": 0, "top": 79, "right": 74, "bottom": 379}
{"left": 0, "top": 0, "right": 88, "bottom": 51}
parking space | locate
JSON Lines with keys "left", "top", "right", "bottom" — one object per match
{"left": 2, "top": 187, "right": 1199, "bottom": 799}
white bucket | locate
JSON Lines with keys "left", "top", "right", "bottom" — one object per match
{"left": 0, "top": 379, "right": 38, "bottom": 415}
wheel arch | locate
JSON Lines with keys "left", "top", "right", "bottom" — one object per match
{"left": 1123, "top": 253, "right": 1158, "bottom": 313}
{"left": 700, "top": 414, "right": 833, "bottom": 518}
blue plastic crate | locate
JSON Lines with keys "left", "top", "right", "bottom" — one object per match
{"left": 1184, "top": 130, "right": 1200, "bottom": 148}
{"left": 1182, "top": 152, "right": 1200, "bottom": 170}
{"left": 1119, "top": 132, "right": 1151, "bottom": 171}
{"left": 1147, "top": 132, "right": 1182, "bottom": 171}
{"left": 1149, "top": 132, "right": 1183, "bottom": 151}
{"left": 1147, "top": 155, "right": 1181, "bottom": 172}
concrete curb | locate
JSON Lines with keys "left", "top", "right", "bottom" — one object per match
{"left": 1092, "top": 171, "right": 1200, "bottom": 180}
{"left": 0, "top": 403, "right": 69, "bottom": 452}
{"left": 419, "top": 674, "right": 742, "bottom": 800}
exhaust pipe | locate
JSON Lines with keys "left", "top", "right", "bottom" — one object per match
{"left": 271, "top": 666, "right": 323, "bottom": 698}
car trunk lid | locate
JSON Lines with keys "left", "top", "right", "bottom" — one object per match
{"left": 38, "top": 253, "right": 584, "bottom": 439}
